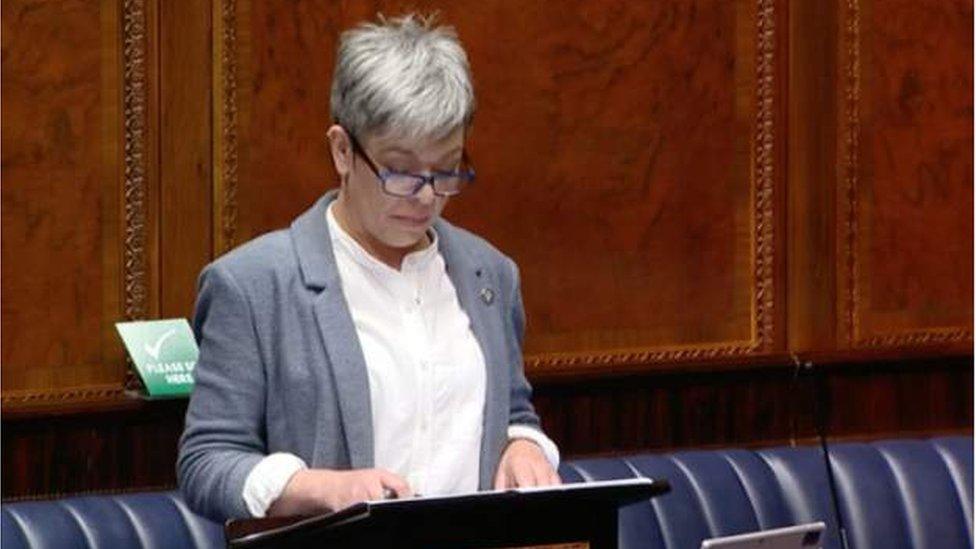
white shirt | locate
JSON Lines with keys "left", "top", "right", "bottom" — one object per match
{"left": 241, "top": 204, "right": 559, "bottom": 517}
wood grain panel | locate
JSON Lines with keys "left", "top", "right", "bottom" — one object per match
{"left": 216, "top": 0, "right": 786, "bottom": 374}
{"left": 3, "top": 0, "right": 115, "bottom": 393}
{"left": 788, "top": 0, "right": 840, "bottom": 351}
{"left": 1, "top": 0, "right": 158, "bottom": 407}
{"left": 838, "top": 0, "right": 973, "bottom": 348}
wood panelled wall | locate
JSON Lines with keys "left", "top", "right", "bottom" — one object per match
{"left": 223, "top": 0, "right": 785, "bottom": 366}
{"left": 2, "top": 0, "right": 972, "bottom": 499}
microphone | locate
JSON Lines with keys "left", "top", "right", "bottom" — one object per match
{"left": 791, "top": 354, "right": 850, "bottom": 549}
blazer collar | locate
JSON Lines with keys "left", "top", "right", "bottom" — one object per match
{"left": 290, "top": 190, "right": 341, "bottom": 290}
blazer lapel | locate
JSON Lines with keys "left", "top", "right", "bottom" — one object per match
{"left": 436, "top": 221, "right": 507, "bottom": 489}
{"left": 291, "top": 193, "right": 374, "bottom": 469}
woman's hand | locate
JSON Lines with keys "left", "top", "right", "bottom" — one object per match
{"left": 493, "top": 439, "right": 562, "bottom": 490}
{"left": 269, "top": 468, "right": 412, "bottom": 516}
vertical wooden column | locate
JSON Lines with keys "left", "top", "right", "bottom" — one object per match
{"left": 787, "top": 0, "right": 840, "bottom": 351}
{"left": 159, "top": 1, "right": 213, "bottom": 319}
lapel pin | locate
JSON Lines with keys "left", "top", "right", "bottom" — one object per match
{"left": 480, "top": 287, "right": 494, "bottom": 305}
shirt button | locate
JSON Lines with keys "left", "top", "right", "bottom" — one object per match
{"left": 414, "top": 296, "right": 422, "bottom": 306}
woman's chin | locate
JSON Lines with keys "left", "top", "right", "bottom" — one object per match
{"left": 380, "top": 230, "right": 430, "bottom": 251}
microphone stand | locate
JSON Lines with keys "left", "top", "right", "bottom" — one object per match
{"left": 798, "top": 356, "right": 851, "bottom": 549}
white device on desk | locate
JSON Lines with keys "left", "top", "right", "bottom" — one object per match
{"left": 701, "top": 522, "right": 826, "bottom": 549}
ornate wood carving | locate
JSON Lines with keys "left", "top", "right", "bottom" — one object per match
{"left": 841, "top": 0, "right": 862, "bottom": 347}
{"left": 525, "top": 344, "right": 755, "bottom": 371}
{"left": 0, "top": 385, "right": 126, "bottom": 407}
{"left": 120, "top": 0, "right": 154, "bottom": 394}
{"left": 122, "top": 0, "right": 149, "bottom": 322}
{"left": 217, "top": 0, "right": 240, "bottom": 252}
{"left": 856, "top": 329, "right": 973, "bottom": 348}
{"left": 753, "top": 0, "right": 777, "bottom": 352}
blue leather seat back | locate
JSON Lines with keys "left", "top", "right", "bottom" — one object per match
{"left": 931, "top": 436, "right": 974, "bottom": 539}
{"left": 559, "top": 437, "right": 973, "bottom": 549}
{"left": 561, "top": 449, "right": 800, "bottom": 549}
{"left": 829, "top": 442, "right": 915, "bottom": 549}
{"left": 3, "top": 438, "right": 971, "bottom": 549}
{"left": 562, "top": 457, "right": 667, "bottom": 549}
{"left": 718, "top": 449, "right": 794, "bottom": 529}
{"left": 757, "top": 445, "right": 844, "bottom": 549}
{"left": 2, "top": 491, "right": 223, "bottom": 549}
{"left": 871, "top": 439, "right": 970, "bottom": 549}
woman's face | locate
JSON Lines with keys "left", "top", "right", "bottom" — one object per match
{"left": 329, "top": 125, "right": 464, "bottom": 260}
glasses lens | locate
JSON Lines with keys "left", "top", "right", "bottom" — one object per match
{"left": 381, "top": 171, "right": 473, "bottom": 197}
{"left": 383, "top": 174, "right": 422, "bottom": 197}
{"left": 433, "top": 176, "right": 466, "bottom": 196}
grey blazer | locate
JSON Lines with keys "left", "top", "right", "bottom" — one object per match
{"left": 177, "top": 192, "right": 544, "bottom": 521}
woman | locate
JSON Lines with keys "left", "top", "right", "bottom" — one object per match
{"left": 178, "top": 14, "right": 560, "bottom": 522}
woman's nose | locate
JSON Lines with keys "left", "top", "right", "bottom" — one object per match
{"left": 413, "top": 179, "right": 437, "bottom": 205}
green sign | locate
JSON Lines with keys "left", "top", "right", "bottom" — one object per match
{"left": 115, "top": 319, "right": 198, "bottom": 397}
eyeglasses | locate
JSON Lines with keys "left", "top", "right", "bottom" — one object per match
{"left": 344, "top": 129, "right": 475, "bottom": 197}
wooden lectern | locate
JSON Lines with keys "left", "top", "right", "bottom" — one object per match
{"left": 226, "top": 478, "right": 670, "bottom": 549}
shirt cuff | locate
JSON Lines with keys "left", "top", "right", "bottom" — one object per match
{"left": 242, "top": 452, "right": 307, "bottom": 518}
{"left": 507, "top": 425, "right": 561, "bottom": 470}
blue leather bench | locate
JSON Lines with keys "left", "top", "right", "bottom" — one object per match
{"left": 3, "top": 436, "right": 971, "bottom": 548}
{"left": 562, "top": 436, "right": 972, "bottom": 549}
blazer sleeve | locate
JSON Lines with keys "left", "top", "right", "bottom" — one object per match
{"left": 504, "top": 258, "right": 543, "bottom": 429}
{"left": 177, "top": 263, "right": 267, "bottom": 521}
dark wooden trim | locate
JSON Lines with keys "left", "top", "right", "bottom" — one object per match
{"left": 0, "top": 484, "right": 178, "bottom": 504}
{"left": 528, "top": 347, "right": 972, "bottom": 383}
{"left": 560, "top": 426, "right": 975, "bottom": 461}
{"left": 159, "top": 0, "right": 214, "bottom": 319}
{"left": 2, "top": 348, "right": 968, "bottom": 420}
{"left": 1, "top": 387, "right": 166, "bottom": 420}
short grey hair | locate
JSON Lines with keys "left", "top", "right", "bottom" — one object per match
{"left": 330, "top": 13, "right": 476, "bottom": 140}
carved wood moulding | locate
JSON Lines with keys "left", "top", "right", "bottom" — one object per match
{"left": 856, "top": 329, "right": 973, "bottom": 349}
{"left": 524, "top": 342, "right": 758, "bottom": 372}
{"left": 1, "top": 384, "right": 127, "bottom": 408}
{"left": 753, "top": 0, "right": 777, "bottom": 353}
{"left": 122, "top": 0, "right": 150, "bottom": 322}
{"left": 217, "top": 0, "right": 240, "bottom": 252}
{"left": 841, "top": 0, "right": 862, "bottom": 347}
{"left": 839, "top": 0, "right": 972, "bottom": 349}
{"left": 119, "top": 0, "right": 154, "bottom": 394}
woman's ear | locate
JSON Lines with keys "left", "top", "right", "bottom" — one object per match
{"left": 326, "top": 125, "right": 353, "bottom": 181}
